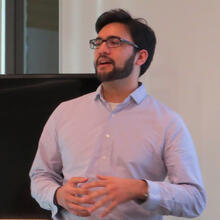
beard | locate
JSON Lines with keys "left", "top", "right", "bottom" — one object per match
{"left": 95, "top": 52, "right": 136, "bottom": 82}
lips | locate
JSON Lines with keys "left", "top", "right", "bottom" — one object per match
{"left": 96, "top": 56, "right": 114, "bottom": 66}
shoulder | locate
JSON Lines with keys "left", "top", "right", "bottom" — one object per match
{"left": 144, "top": 96, "right": 194, "bottom": 150}
{"left": 144, "top": 95, "right": 182, "bottom": 124}
{"left": 60, "top": 91, "right": 96, "bottom": 108}
{"left": 48, "top": 91, "right": 97, "bottom": 123}
{"left": 148, "top": 96, "right": 191, "bottom": 138}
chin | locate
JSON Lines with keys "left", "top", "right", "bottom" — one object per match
{"left": 95, "top": 72, "right": 112, "bottom": 82}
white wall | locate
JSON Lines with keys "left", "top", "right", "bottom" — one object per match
{"left": 60, "top": 0, "right": 220, "bottom": 219}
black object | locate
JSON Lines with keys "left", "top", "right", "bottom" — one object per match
{"left": 0, "top": 74, "right": 100, "bottom": 219}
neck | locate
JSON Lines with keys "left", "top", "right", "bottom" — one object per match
{"left": 101, "top": 77, "right": 139, "bottom": 103}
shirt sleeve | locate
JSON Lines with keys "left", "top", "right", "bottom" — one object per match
{"left": 142, "top": 113, "right": 206, "bottom": 217}
{"left": 29, "top": 104, "right": 63, "bottom": 218}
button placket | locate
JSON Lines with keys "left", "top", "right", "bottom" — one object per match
{"left": 98, "top": 113, "right": 115, "bottom": 168}
{"left": 105, "top": 133, "right": 110, "bottom": 138}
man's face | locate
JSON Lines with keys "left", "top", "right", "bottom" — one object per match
{"left": 94, "top": 22, "right": 137, "bottom": 82}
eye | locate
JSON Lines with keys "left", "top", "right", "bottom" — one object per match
{"left": 108, "top": 37, "right": 121, "bottom": 47}
{"left": 94, "top": 38, "right": 103, "bottom": 46}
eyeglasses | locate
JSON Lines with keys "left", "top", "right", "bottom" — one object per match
{"left": 89, "top": 36, "right": 139, "bottom": 49}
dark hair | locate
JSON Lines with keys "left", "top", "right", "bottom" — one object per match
{"left": 95, "top": 9, "right": 156, "bottom": 76}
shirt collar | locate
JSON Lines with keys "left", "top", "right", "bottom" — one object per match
{"left": 95, "top": 84, "right": 104, "bottom": 101}
{"left": 94, "top": 82, "right": 147, "bottom": 105}
{"left": 130, "top": 82, "right": 147, "bottom": 104}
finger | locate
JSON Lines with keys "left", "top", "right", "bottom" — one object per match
{"left": 85, "top": 188, "right": 107, "bottom": 201}
{"left": 69, "top": 208, "right": 91, "bottom": 217}
{"left": 68, "top": 203, "right": 91, "bottom": 217}
{"left": 73, "top": 195, "right": 95, "bottom": 204}
{"left": 81, "top": 181, "right": 106, "bottom": 189}
{"left": 69, "top": 202, "right": 90, "bottom": 211}
{"left": 88, "top": 194, "right": 113, "bottom": 213}
{"left": 74, "top": 211, "right": 91, "bottom": 217}
{"left": 69, "top": 187, "right": 90, "bottom": 196}
{"left": 101, "top": 201, "right": 118, "bottom": 217}
{"left": 96, "top": 175, "right": 110, "bottom": 180}
{"left": 69, "top": 177, "right": 88, "bottom": 184}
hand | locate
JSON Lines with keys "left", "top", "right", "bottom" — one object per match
{"left": 81, "top": 175, "right": 148, "bottom": 217}
{"left": 56, "top": 177, "right": 94, "bottom": 217}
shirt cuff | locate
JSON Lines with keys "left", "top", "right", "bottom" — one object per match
{"left": 49, "top": 185, "right": 61, "bottom": 218}
{"left": 139, "top": 179, "right": 161, "bottom": 210}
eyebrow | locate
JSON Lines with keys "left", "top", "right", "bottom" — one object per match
{"left": 96, "top": 35, "right": 120, "bottom": 40}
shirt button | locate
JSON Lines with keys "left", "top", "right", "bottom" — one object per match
{"left": 106, "top": 134, "right": 110, "bottom": 138}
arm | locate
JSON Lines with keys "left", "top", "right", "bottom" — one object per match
{"left": 29, "top": 105, "right": 94, "bottom": 217}
{"left": 142, "top": 115, "right": 206, "bottom": 217}
{"left": 29, "top": 107, "right": 63, "bottom": 217}
{"left": 82, "top": 114, "right": 206, "bottom": 218}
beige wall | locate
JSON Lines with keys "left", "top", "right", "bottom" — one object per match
{"left": 60, "top": 0, "right": 220, "bottom": 219}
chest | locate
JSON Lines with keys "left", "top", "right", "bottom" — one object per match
{"left": 57, "top": 109, "right": 167, "bottom": 180}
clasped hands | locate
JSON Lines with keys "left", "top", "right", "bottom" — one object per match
{"left": 56, "top": 175, "right": 148, "bottom": 217}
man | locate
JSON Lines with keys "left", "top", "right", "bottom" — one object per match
{"left": 30, "top": 9, "right": 206, "bottom": 220}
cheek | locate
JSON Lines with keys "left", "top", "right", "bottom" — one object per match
{"left": 94, "top": 51, "right": 99, "bottom": 63}
{"left": 116, "top": 49, "right": 133, "bottom": 64}
{"left": 115, "top": 55, "right": 129, "bottom": 67}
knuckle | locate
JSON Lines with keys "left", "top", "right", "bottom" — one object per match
{"left": 80, "top": 196, "right": 88, "bottom": 203}
{"left": 107, "top": 184, "right": 115, "bottom": 191}
{"left": 78, "top": 188, "right": 87, "bottom": 194}
{"left": 73, "top": 196, "right": 79, "bottom": 203}
{"left": 77, "top": 196, "right": 86, "bottom": 204}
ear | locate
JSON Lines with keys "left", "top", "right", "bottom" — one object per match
{"left": 135, "top": 49, "right": 148, "bottom": 66}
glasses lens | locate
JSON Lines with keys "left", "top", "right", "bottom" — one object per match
{"left": 89, "top": 39, "right": 95, "bottom": 49}
{"left": 90, "top": 38, "right": 103, "bottom": 49}
{"left": 89, "top": 37, "right": 124, "bottom": 49}
{"left": 95, "top": 39, "right": 103, "bottom": 48}
{"left": 107, "top": 37, "right": 121, "bottom": 48}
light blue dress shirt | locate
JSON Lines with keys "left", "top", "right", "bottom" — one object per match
{"left": 29, "top": 83, "right": 206, "bottom": 220}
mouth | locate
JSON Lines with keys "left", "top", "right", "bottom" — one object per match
{"left": 96, "top": 57, "right": 114, "bottom": 67}
{"left": 98, "top": 63, "right": 112, "bottom": 68}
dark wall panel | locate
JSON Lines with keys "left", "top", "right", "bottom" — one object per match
{"left": 0, "top": 74, "right": 99, "bottom": 218}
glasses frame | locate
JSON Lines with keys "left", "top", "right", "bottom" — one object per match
{"left": 89, "top": 36, "right": 139, "bottom": 50}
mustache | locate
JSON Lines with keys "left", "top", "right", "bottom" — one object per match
{"left": 95, "top": 55, "right": 115, "bottom": 67}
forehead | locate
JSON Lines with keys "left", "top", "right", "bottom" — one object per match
{"left": 98, "top": 22, "right": 132, "bottom": 40}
